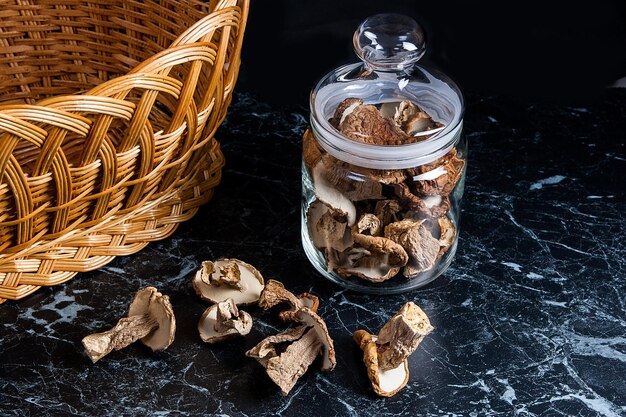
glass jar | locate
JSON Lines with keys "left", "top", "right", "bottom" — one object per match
{"left": 301, "top": 14, "right": 466, "bottom": 294}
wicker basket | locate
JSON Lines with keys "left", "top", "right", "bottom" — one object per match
{"left": 0, "top": 0, "right": 249, "bottom": 303}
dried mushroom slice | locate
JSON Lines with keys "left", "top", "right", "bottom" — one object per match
{"left": 385, "top": 219, "right": 440, "bottom": 277}
{"left": 356, "top": 213, "right": 382, "bottom": 236}
{"left": 296, "top": 307, "right": 336, "bottom": 371}
{"left": 329, "top": 97, "right": 363, "bottom": 128}
{"left": 410, "top": 149, "right": 466, "bottom": 196}
{"left": 258, "top": 279, "right": 320, "bottom": 322}
{"left": 312, "top": 160, "right": 357, "bottom": 226}
{"left": 193, "top": 258, "right": 264, "bottom": 306}
{"left": 438, "top": 216, "right": 456, "bottom": 256}
{"left": 82, "top": 287, "right": 176, "bottom": 363}
{"left": 247, "top": 325, "right": 321, "bottom": 396}
{"left": 393, "top": 100, "right": 443, "bottom": 137}
{"left": 198, "top": 299, "right": 252, "bottom": 344}
{"left": 376, "top": 302, "right": 434, "bottom": 371}
{"left": 246, "top": 307, "right": 335, "bottom": 395}
{"left": 374, "top": 200, "right": 402, "bottom": 226}
{"left": 320, "top": 155, "right": 384, "bottom": 201}
{"left": 392, "top": 183, "right": 450, "bottom": 218}
{"left": 337, "top": 233, "right": 409, "bottom": 282}
{"left": 307, "top": 199, "right": 353, "bottom": 252}
{"left": 354, "top": 330, "right": 409, "bottom": 397}
{"left": 339, "top": 104, "right": 409, "bottom": 145}
{"left": 337, "top": 259, "right": 401, "bottom": 283}
{"left": 303, "top": 128, "right": 323, "bottom": 170}
{"left": 352, "top": 233, "right": 408, "bottom": 268}
{"left": 353, "top": 302, "right": 433, "bottom": 397}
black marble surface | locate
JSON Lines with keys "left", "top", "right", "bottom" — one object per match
{"left": 1, "top": 90, "right": 625, "bottom": 417}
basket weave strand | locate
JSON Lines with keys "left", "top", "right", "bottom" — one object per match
{"left": 0, "top": 0, "right": 249, "bottom": 303}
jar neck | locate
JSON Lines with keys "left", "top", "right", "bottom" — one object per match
{"left": 310, "top": 113, "right": 463, "bottom": 170}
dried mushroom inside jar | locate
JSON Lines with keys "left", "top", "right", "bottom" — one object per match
{"left": 303, "top": 97, "right": 465, "bottom": 287}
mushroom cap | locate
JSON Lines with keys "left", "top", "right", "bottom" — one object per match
{"left": 193, "top": 258, "right": 264, "bottom": 306}
{"left": 127, "top": 287, "right": 176, "bottom": 351}
{"left": 296, "top": 307, "right": 336, "bottom": 371}
{"left": 198, "top": 302, "right": 252, "bottom": 344}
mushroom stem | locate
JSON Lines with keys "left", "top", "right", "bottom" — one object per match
{"left": 82, "top": 314, "right": 159, "bottom": 363}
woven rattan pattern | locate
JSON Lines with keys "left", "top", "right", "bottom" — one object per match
{"left": 0, "top": 0, "right": 249, "bottom": 302}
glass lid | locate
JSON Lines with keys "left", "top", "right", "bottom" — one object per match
{"left": 310, "top": 14, "right": 464, "bottom": 169}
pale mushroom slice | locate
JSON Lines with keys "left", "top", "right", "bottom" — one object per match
{"left": 198, "top": 299, "right": 252, "bottom": 344}
{"left": 82, "top": 287, "right": 176, "bottom": 363}
{"left": 353, "top": 302, "right": 433, "bottom": 397}
{"left": 192, "top": 258, "right": 265, "bottom": 306}
{"left": 354, "top": 330, "right": 409, "bottom": 397}
{"left": 385, "top": 219, "right": 440, "bottom": 277}
{"left": 337, "top": 233, "right": 408, "bottom": 283}
{"left": 312, "top": 160, "right": 356, "bottom": 226}
{"left": 306, "top": 199, "right": 353, "bottom": 252}
{"left": 376, "top": 302, "right": 434, "bottom": 371}
{"left": 258, "top": 279, "right": 320, "bottom": 322}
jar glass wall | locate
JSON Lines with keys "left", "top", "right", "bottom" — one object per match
{"left": 301, "top": 127, "right": 466, "bottom": 294}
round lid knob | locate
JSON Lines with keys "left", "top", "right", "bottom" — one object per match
{"left": 353, "top": 14, "right": 426, "bottom": 71}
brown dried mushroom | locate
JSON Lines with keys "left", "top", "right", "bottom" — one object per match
{"left": 376, "top": 302, "right": 434, "bottom": 370}
{"left": 246, "top": 307, "right": 335, "bottom": 395}
{"left": 82, "top": 287, "right": 176, "bottom": 363}
{"left": 438, "top": 216, "right": 456, "bottom": 257}
{"left": 353, "top": 302, "right": 433, "bottom": 397}
{"left": 354, "top": 330, "right": 409, "bottom": 397}
{"left": 385, "top": 219, "right": 440, "bottom": 277}
{"left": 410, "top": 149, "right": 466, "bottom": 196}
{"left": 337, "top": 232, "right": 409, "bottom": 282}
{"left": 258, "top": 279, "right": 320, "bottom": 322}
{"left": 198, "top": 299, "right": 253, "bottom": 344}
{"left": 312, "top": 160, "right": 357, "bottom": 226}
{"left": 193, "top": 258, "right": 265, "bottom": 306}
{"left": 307, "top": 199, "right": 353, "bottom": 253}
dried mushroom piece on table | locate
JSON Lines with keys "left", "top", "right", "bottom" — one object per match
{"left": 353, "top": 301, "right": 433, "bottom": 397}
{"left": 82, "top": 287, "right": 176, "bottom": 363}
{"left": 354, "top": 330, "right": 409, "bottom": 397}
{"left": 193, "top": 258, "right": 264, "bottom": 306}
{"left": 246, "top": 307, "right": 335, "bottom": 396}
{"left": 258, "top": 279, "right": 320, "bottom": 322}
{"left": 198, "top": 299, "right": 252, "bottom": 344}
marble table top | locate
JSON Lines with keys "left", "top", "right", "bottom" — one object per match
{"left": 1, "top": 91, "right": 625, "bottom": 417}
